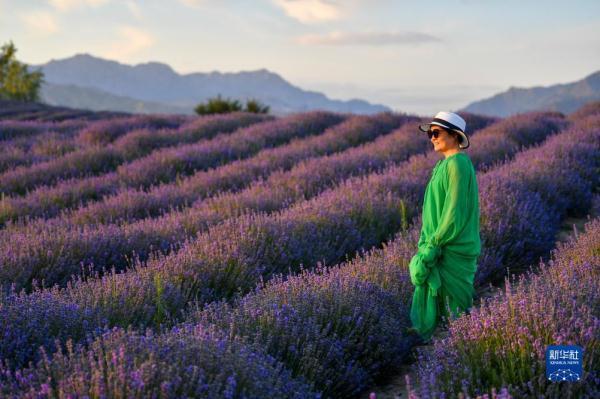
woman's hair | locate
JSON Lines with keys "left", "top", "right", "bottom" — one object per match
{"left": 447, "top": 130, "right": 461, "bottom": 147}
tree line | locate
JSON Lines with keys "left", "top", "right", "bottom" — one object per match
{"left": 0, "top": 41, "right": 43, "bottom": 102}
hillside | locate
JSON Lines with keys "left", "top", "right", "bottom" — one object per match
{"left": 36, "top": 54, "right": 390, "bottom": 115}
{"left": 460, "top": 70, "right": 600, "bottom": 117}
{"left": 41, "top": 82, "right": 191, "bottom": 114}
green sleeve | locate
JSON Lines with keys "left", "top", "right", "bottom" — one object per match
{"left": 428, "top": 157, "right": 471, "bottom": 249}
{"left": 416, "top": 160, "right": 440, "bottom": 260}
{"left": 417, "top": 222, "right": 426, "bottom": 248}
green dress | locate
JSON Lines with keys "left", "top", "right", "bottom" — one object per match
{"left": 408, "top": 152, "right": 481, "bottom": 342}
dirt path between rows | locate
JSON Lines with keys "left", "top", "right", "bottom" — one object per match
{"left": 359, "top": 212, "right": 596, "bottom": 399}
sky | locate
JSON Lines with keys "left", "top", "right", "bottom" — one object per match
{"left": 1, "top": 0, "right": 599, "bottom": 115}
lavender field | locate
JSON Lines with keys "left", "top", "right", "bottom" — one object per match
{"left": 0, "top": 102, "right": 598, "bottom": 399}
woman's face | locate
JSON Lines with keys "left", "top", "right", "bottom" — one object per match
{"left": 430, "top": 126, "right": 459, "bottom": 153}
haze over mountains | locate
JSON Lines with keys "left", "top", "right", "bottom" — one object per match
{"left": 37, "top": 54, "right": 390, "bottom": 115}
{"left": 460, "top": 70, "right": 600, "bottom": 117}
{"left": 35, "top": 54, "right": 598, "bottom": 118}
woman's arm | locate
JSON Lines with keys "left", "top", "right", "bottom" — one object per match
{"left": 410, "top": 157, "right": 472, "bottom": 285}
{"left": 426, "top": 157, "right": 472, "bottom": 252}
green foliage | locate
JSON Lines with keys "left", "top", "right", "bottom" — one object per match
{"left": 399, "top": 199, "right": 408, "bottom": 231}
{"left": 245, "top": 98, "right": 270, "bottom": 114}
{"left": 194, "top": 95, "right": 269, "bottom": 115}
{"left": 0, "top": 41, "right": 44, "bottom": 102}
{"left": 194, "top": 94, "right": 242, "bottom": 115}
{"left": 153, "top": 273, "right": 167, "bottom": 326}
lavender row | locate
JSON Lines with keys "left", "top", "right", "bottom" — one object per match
{"left": 0, "top": 113, "right": 488, "bottom": 292}
{"left": 0, "top": 111, "right": 564, "bottom": 373}
{"left": 0, "top": 119, "right": 87, "bottom": 141}
{"left": 182, "top": 117, "right": 599, "bottom": 397}
{"left": 0, "top": 114, "right": 182, "bottom": 145}
{"left": 0, "top": 116, "right": 246, "bottom": 176}
{"left": 0, "top": 324, "right": 318, "bottom": 399}
{"left": 0, "top": 112, "right": 338, "bottom": 220}
{"left": 0, "top": 120, "right": 97, "bottom": 173}
{"left": 0, "top": 101, "right": 75, "bottom": 121}
{"left": 0, "top": 113, "right": 257, "bottom": 195}
{"left": 474, "top": 113, "right": 599, "bottom": 285}
{"left": 0, "top": 113, "right": 270, "bottom": 196}
{"left": 7, "top": 112, "right": 408, "bottom": 227}
{"left": 72, "top": 111, "right": 561, "bottom": 308}
{"left": 408, "top": 214, "right": 599, "bottom": 399}
{"left": 108, "top": 113, "right": 267, "bottom": 157}
{"left": 0, "top": 111, "right": 358, "bottom": 291}
{"left": 110, "top": 111, "right": 346, "bottom": 188}
{"left": 0, "top": 120, "right": 55, "bottom": 141}
{"left": 63, "top": 113, "right": 414, "bottom": 226}
{"left": 5, "top": 113, "right": 591, "bottom": 397}
{"left": 0, "top": 130, "right": 88, "bottom": 174}
{"left": 567, "top": 100, "right": 600, "bottom": 121}
{"left": 75, "top": 113, "right": 191, "bottom": 146}
{"left": 0, "top": 114, "right": 415, "bottom": 290}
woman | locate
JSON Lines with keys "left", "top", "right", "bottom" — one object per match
{"left": 408, "top": 111, "right": 481, "bottom": 343}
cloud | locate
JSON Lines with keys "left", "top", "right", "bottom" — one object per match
{"left": 296, "top": 31, "right": 442, "bottom": 46}
{"left": 103, "top": 26, "right": 154, "bottom": 59}
{"left": 48, "top": 0, "right": 110, "bottom": 12}
{"left": 178, "top": 0, "right": 207, "bottom": 7}
{"left": 20, "top": 11, "right": 60, "bottom": 35}
{"left": 272, "top": 0, "right": 342, "bottom": 23}
{"left": 126, "top": 1, "right": 143, "bottom": 19}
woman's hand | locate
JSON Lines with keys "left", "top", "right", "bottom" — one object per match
{"left": 409, "top": 244, "right": 441, "bottom": 286}
{"left": 420, "top": 242, "right": 441, "bottom": 265}
{"left": 409, "top": 253, "right": 429, "bottom": 286}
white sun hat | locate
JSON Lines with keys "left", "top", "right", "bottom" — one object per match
{"left": 419, "top": 111, "right": 470, "bottom": 149}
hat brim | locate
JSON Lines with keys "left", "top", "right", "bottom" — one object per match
{"left": 418, "top": 123, "right": 432, "bottom": 132}
{"left": 419, "top": 122, "right": 470, "bottom": 149}
{"left": 418, "top": 121, "right": 453, "bottom": 132}
{"left": 456, "top": 131, "right": 470, "bottom": 149}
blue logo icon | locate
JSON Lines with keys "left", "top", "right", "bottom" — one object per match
{"left": 546, "top": 345, "right": 583, "bottom": 382}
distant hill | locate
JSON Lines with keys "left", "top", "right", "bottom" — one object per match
{"left": 41, "top": 82, "right": 191, "bottom": 114}
{"left": 35, "top": 54, "right": 390, "bottom": 115}
{"left": 460, "top": 70, "right": 600, "bottom": 117}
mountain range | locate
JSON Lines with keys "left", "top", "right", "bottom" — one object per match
{"left": 37, "top": 54, "right": 390, "bottom": 115}
{"left": 35, "top": 54, "right": 599, "bottom": 118}
{"left": 460, "top": 70, "right": 600, "bottom": 117}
